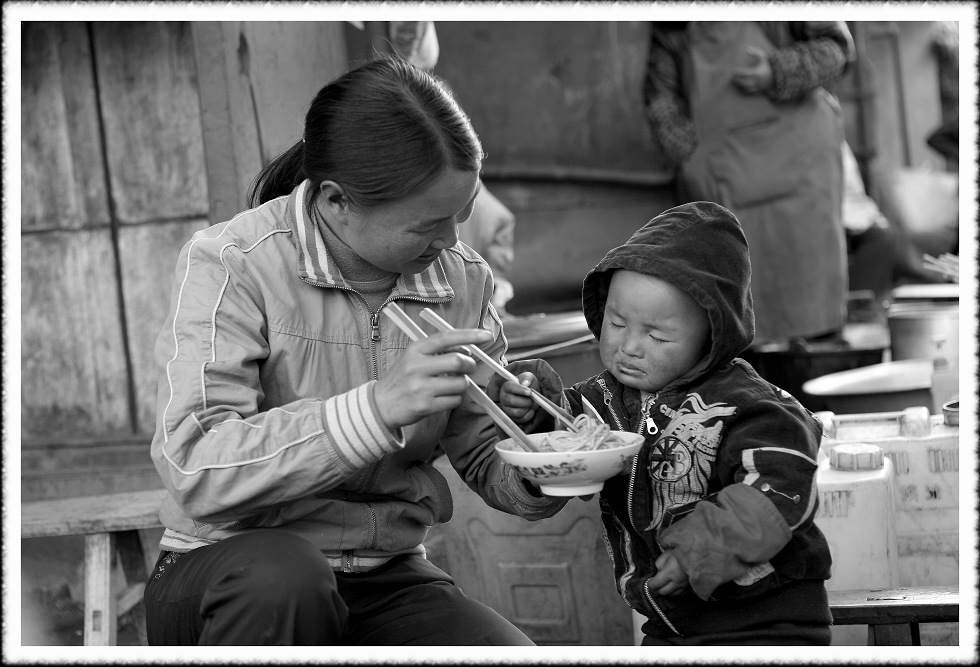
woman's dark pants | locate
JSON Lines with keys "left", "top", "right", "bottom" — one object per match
{"left": 143, "top": 531, "right": 535, "bottom": 646}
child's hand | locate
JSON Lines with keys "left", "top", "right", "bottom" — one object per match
{"left": 649, "top": 551, "right": 689, "bottom": 596}
{"left": 486, "top": 372, "right": 539, "bottom": 424}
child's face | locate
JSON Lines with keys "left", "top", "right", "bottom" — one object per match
{"left": 599, "top": 270, "right": 710, "bottom": 393}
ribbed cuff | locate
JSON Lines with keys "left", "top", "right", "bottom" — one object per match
{"left": 320, "top": 382, "right": 404, "bottom": 473}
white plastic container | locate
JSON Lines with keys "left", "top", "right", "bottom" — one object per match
{"left": 815, "top": 408, "right": 959, "bottom": 590}
{"left": 816, "top": 443, "right": 899, "bottom": 646}
{"left": 815, "top": 409, "right": 960, "bottom": 645}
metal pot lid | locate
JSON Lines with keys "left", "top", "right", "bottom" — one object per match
{"left": 802, "top": 359, "right": 933, "bottom": 396}
{"left": 891, "top": 283, "right": 959, "bottom": 302}
{"left": 888, "top": 302, "right": 959, "bottom": 319}
{"left": 502, "top": 311, "right": 593, "bottom": 349}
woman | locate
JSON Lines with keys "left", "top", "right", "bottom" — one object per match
{"left": 645, "top": 21, "right": 855, "bottom": 342}
{"left": 144, "top": 56, "right": 567, "bottom": 645}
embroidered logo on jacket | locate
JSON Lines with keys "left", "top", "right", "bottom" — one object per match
{"left": 645, "top": 393, "right": 736, "bottom": 529}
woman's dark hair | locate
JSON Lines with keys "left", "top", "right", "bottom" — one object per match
{"left": 248, "top": 56, "right": 483, "bottom": 216}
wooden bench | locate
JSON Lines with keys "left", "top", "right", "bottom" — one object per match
{"left": 22, "top": 489, "right": 168, "bottom": 646}
{"left": 632, "top": 584, "right": 960, "bottom": 645}
{"left": 829, "top": 585, "right": 960, "bottom": 645}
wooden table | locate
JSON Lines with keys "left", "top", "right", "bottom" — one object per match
{"left": 828, "top": 585, "right": 960, "bottom": 645}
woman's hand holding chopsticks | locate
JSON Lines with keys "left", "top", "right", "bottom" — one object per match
{"left": 374, "top": 327, "right": 494, "bottom": 431}
{"left": 383, "top": 303, "right": 544, "bottom": 452}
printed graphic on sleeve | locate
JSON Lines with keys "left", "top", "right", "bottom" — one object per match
{"left": 644, "top": 393, "right": 736, "bottom": 530}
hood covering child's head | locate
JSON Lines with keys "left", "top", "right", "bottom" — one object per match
{"left": 582, "top": 201, "right": 755, "bottom": 385}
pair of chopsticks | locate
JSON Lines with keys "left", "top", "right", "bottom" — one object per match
{"left": 417, "top": 308, "right": 578, "bottom": 430}
{"left": 923, "top": 253, "right": 959, "bottom": 282}
{"left": 382, "top": 302, "right": 543, "bottom": 453}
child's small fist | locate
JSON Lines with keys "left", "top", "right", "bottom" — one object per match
{"left": 649, "top": 551, "right": 690, "bottom": 596}
{"left": 487, "top": 373, "right": 539, "bottom": 423}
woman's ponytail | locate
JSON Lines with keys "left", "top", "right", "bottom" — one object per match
{"left": 245, "top": 56, "right": 482, "bottom": 214}
{"left": 247, "top": 140, "right": 306, "bottom": 207}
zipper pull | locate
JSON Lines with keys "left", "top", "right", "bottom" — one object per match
{"left": 370, "top": 312, "right": 381, "bottom": 342}
{"left": 761, "top": 482, "right": 801, "bottom": 504}
{"left": 642, "top": 393, "right": 659, "bottom": 436}
{"left": 597, "top": 378, "right": 613, "bottom": 407}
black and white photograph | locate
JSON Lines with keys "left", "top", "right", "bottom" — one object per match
{"left": 4, "top": 2, "right": 976, "bottom": 664}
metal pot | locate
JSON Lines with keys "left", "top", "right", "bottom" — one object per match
{"left": 887, "top": 303, "right": 959, "bottom": 365}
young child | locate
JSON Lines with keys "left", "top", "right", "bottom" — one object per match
{"left": 490, "top": 201, "right": 834, "bottom": 645}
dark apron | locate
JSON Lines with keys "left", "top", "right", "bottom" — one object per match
{"left": 679, "top": 22, "right": 847, "bottom": 341}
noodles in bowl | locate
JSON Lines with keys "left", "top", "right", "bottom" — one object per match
{"left": 536, "top": 414, "right": 634, "bottom": 453}
{"left": 495, "top": 418, "right": 644, "bottom": 496}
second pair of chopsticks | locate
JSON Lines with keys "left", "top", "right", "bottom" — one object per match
{"left": 923, "top": 253, "right": 959, "bottom": 282}
{"left": 382, "top": 302, "right": 543, "bottom": 453}
{"left": 417, "top": 308, "right": 578, "bottom": 430}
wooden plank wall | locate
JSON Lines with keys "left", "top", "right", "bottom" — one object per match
{"left": 22, "top": 23, "right": 141, "bottom": 444}
{"left": 193, "top": 21, "right": 348, "bottom": 224}
{"left": 20, "top": 21, "right": 348, "bottom": 501}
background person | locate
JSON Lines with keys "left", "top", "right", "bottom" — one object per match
{"left": 645, "top": 21, "right": 855, "bottom": 342}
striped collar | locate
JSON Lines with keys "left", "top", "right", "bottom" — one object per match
{"left": 287, "top": 180, "right": 455, "bottom": 301}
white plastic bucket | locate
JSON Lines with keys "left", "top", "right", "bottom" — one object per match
{"left": 816, "top": 443, "right": 899, "bottom": 646}
{"left": 815, "top": 409, "right": 960, "bottom": 645}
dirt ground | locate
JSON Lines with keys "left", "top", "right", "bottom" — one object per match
{"left": 21, "top": 585, "right": 143, "bottom": 646}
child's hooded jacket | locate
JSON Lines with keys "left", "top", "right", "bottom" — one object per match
{"left": 512, "top": 201, "right": 833, "bottom": 640}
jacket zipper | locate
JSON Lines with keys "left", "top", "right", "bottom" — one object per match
{"left": 599, "top": 377, "right": 673, "bottom": 630}
{"left": 639, "top": 393, "right": 660, "bottom": 437}
{"left": 595, "top": 377, "right": 625, "bottom": 430}
{"left": 370, "top": 311, "right": 381, "bottom": 381}
{"left": 636, "top": 394, "right": 680, "bottom": 638}
{"left": 644, "top": 579, "right": 683, "bottom": 637}
{"left": 366, "top": 501, "right": 379, "bottom": 549}
{"left": 299, "top": 278, "right": 383, "bottom": 381}
{"left": 622, "top": 385, "right": 659, "bottom": 533}
{"left": 596, "top": 377, "right": 642, "bottom": 532}
{"left": 339, "top": 501, "right": 380, "bottom": 571}
{"left": 294, "top": 283, "right": 443, "bottom": 570}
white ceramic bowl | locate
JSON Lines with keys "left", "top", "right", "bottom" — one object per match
{"left": 495, "top": 431, "right": 644, "bottom": 496}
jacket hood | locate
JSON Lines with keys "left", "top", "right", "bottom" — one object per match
{"left": 582, "top": 201, "right": 755, "bottom": 380}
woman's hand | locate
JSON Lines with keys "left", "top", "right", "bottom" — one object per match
{"left": 731, "top": 45, "right": 773, "bottom": 94}
{"left": 648, "top": 551, "right": 690, "bottom": 596}
{"left": 374, "top": 328, "right": 493, "bottom": 431}
{"left": 486, "top": 372, "right": 540, "bottom": 424}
